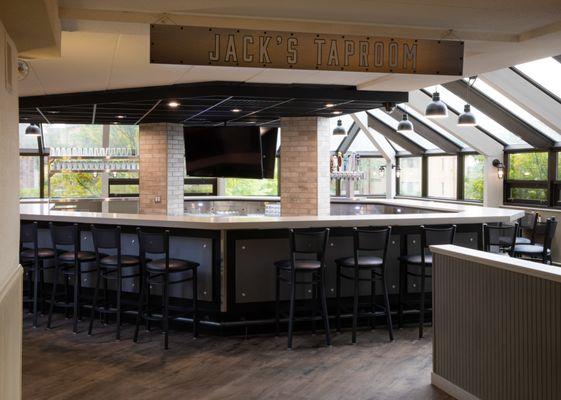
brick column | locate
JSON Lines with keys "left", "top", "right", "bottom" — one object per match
{"left": 139, "top": 123, "right": 185, "bottom": 215}
{"left": 280, "top": 117, "right": 331, "bottom": 216}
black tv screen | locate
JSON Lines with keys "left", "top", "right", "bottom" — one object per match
{"left": 184, "top": 126, "right": 269, "bottom": 178}
{"left": 260, "top": 127, "right": 278, "bottom": 179}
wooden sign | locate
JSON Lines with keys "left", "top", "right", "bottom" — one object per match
{"left": 150, "top": 24, "right": 464, "bottom": 76}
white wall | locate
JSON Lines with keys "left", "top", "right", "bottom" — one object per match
{"left": 0, "top": 19, "right": 22, "bottom": 400}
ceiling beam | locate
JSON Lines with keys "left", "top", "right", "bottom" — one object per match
{"left": 482, "top": 69, "right": 561, "bottom": 134}
{"left": 20, "top": 81, "right": 408, "bottom": 109}
{"left": 227, "top": 98, "right": 294, "bottom": 124}
{"left": 337, "top": 122, "right": 360, "bottom": 154}
{"left": 443, "top": 80, "right": 555, "bottom": 149}
{"left": 390, "top": 107, "right": 461, "bottom": 154}
{"left": 366, "top": 112, "right": 425, "bottom": 155}
{"left": 408, "top": 91, "right": 503, "bottom": 156}
{"left": 134, "top": 100, "right": 162, "bottom": 125}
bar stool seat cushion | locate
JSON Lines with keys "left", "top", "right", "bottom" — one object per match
{"left": 499, "top": 236, "right": 531, "bottom": 245}
{"left": 274, "top": 259, "right": 322, "bottom": 270}
{"left": 400, "top": 253, "right": 432, "bottom": 265}
{"left": 20, "top": 248, "right": 56, "bottom": 259}
{"left": 514, "top": 244, "right": 549, "bottom": 255}
{"left": 146, "top": 258, "right": 198, "bottom": 272}
{"left": 59, "top": 251, "right": 96, "bottom": 262}
{"left": 335, "top": 256, "right": 383, "bottom": 268}
{"left": 100, "top": 255, "right": 140, "bottom": 266}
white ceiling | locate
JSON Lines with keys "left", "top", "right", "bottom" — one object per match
{"left": 18, "top": 0, "right": 561, "bottom": 97}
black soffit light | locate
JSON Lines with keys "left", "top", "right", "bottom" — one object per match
{"left": 25, "top": 123, "right": 41, "bottom": 136}
{"left": 396, "top": 114, "right": 414, "bottom": 133}
{"left": 425, "top": 91, "right": 448, "bottom": 118}
{"left": 332, "top": 119, "right": 346, "bottom": 135}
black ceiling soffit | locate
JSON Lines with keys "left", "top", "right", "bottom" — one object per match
{"left": 19, "top": 81, "right": 408, "bottom": 127}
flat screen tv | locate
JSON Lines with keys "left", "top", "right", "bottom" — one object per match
{"left": 184, "top": 126, "right": 278, "bottom": 179}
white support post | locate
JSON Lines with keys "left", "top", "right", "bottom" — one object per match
{"left": 351, "top": 113, "right": 396, "bottom": 199}
{"left": 484, "top": 154, "right": 504, "bottom": 207}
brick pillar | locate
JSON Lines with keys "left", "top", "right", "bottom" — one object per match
{"left": 280, "top": 117, "right": 330, "bottom": 216}
{"left": 139, "top": 123, "right": 185, "bottom": 215}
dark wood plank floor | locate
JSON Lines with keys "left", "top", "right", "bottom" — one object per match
{"left": 23, "top": 314, "right": 452, "bottom": 400}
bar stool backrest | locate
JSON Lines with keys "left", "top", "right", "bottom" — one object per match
{"left": 519, "top": 212, "right": 539, "bottom": 243}
{"left": 420, "top": 225, "right": 456, "bottom": 263}
{"left": 288, "top": 228, "right": 330, "bottom": 266}
{"left": 137, "top": 229, "right": 170, "bottom": 271}
{"left": 90, "top": 225, "right": 121, "bottom": 251}
{"left": 543, "top": 218, "right": 558, "bottom": 256}
{"left": 353, "top": 226, "right": 392, "bottom": 263}
{"left": 50, "top": 222, "right": 78, "bottom": 248}
{"left": 20, "top": 221, "right": 38, "bottom": 251}
{"left": 483, "top": 223, "right": 519, "bottom": 255}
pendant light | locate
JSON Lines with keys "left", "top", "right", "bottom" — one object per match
{"left": 425, "top": 90, "right": 448, "bottom": 119}
{"left": 25, "top": 123, "right": 41, "bottom": 136}
{"left": 458, "top": 76, "right": 478, "bottom": 126}
{"left": 332, "top": 119, "right": 346, "bottom": 135}
{"left": 396, "top": 110, "right": 413, "bottom": 133}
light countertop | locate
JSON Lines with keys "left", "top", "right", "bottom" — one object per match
{"left": 20, "top": 199, "right": 524, "bottom": 230}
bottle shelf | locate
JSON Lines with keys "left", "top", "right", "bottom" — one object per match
{"left": 330, "top": 171, "right": 365, "bottom": 180}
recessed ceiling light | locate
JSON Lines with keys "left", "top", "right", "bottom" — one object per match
{"left": 325, "top": 103, "right": 335, "bottom": 108}
{"left": 231, "top": 108, "right": 242, "bottom": 113}
{"left": 116, "top": 115, "right": 126, "bottom": 119}
{"left": 168, "top": 101, "right": 180, "bottom": 108}
{"left": 47, "top": 110, "right": 60, "bottom": 114}
{"left": 332, "top": 110, "right": 342, "bottom": 115}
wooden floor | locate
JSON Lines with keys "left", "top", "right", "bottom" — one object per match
{"left": 23, "top": 314, "right": 452, "bottom": 400}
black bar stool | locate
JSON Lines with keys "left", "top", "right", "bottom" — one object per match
{"left": 514, "top": 217, "right": 557, "bottom": 264}
{"left": 20, "top": 221, "right": 56, "bottom": 327}
{"left": 274, "top": 228, "right": 331, "bottom": 350}
{"left": 47, "top": 223, "right": 97, "bottom": 333}
{"left": 134, "top": 228, "right": 200, "bottom": 349}
{"left": 484, "top": 223, "right": 519, "bottom": 256}
{"left": 335, "top": 226, "right": 393, "bottom": 343}
{"left": 398, "top": 225, "right": 456, "bottom": 338}
{"left": 88, "top": 225, "right": 140, "bottom": 340}
{"left": 517, "top": 212, "right": 539, "bottom": 245}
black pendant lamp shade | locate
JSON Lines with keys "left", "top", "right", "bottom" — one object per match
{"left": 332, "top": 119, "right": 346, "bottom": 135}
{"left": 425, "top": 91, "right": 448, "bottom": 118}
{"left": 396, "top": 114, "right": 414, "bottom": 133}
{"left": 25, "top": 123, "right": 41, "bottom": 136}
{"left": 458, "top": 104, "right": 477, "bottom": 126}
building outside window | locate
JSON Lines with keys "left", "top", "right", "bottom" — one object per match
{"left": 464, "top": 154, "right": 484, "bottom": 202}
{"left": 354, "top": 157, "right": 385, "bottom": 196}
{"left": 428, "top": 155, "right": 457, "bottom": 199}
{"left": 398, "top": 157, "right": 422, "bottom": 197}
{"left": 19, "top": 156, "right": 41, "bottom": 198}
{"left": 506, "top": 152, "right": 548, "bottom": 204}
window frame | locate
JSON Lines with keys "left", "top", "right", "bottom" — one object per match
{"left": 503, "top": 149, "right": 553, "bottom": 207}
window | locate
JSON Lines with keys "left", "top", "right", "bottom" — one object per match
{"left": 224, "top": 159, "right": 279, "bottom": 196}
{"left": 428, "top": 155, "right": 457, "bottom": 199}
{"left": 184, "top": 178, "right": 217, "bottom": 196}
{"left": 20, "top": 156, "right": 41, "bottom": 198}
{"left": 505, "top": 152, "right": 549, "bottom": 205}
{"left": 354, "top": 157, "right": 385, "bottom": 196}
{"left": 463, "top": 154, "right": 484, "bottom": 202}
{"left": 516, "top": 57, "right": 561, "bottom": 99}
{"left": 108, "top": 125, "right": 140, "bottom": 196}
{"left": 398, "top": 157, "right": 422, "bottom": 197}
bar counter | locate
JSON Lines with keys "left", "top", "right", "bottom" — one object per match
{"left": 20, "top": 199, "right": 524, "bottom": 322}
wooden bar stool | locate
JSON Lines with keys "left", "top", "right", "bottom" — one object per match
{"left": 20, "top": 221, "right": 56, "bottom": 328}
{"left": 274, "top": 228, "right": 331, "bottom": 350}
{"left": 335, "top": 226, "right": 393, "bottom": 343}
{"left": 398, "top": 225, "right": 456, "bottom": 338}
{"left": 47, "top": 223, "right": 97, "bottom": 333}
{"left": 134, "top": 228, "right": 200, "bottom": 349}
{"left": 88, "top": 225, "right": 140, "bottom": 340}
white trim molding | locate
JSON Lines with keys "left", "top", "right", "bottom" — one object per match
{"left": 431, "top": 373, "right": 481, "bottom": 400}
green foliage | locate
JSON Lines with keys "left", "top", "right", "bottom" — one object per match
{"left": 464, "top": 154, "right": 484, "bottom": 201}
{"left": 225, "top": 177, "right": 278, "bottom": 196}
{"left": 508, "top": 152, "right": 548, "bottom": 181}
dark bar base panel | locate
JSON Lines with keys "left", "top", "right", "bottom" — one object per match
{"left": 23, "top": 220, "right": 481, "bottom": 326}
{"left": 433, "top": 253, "right": 561, "bottom": 400}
